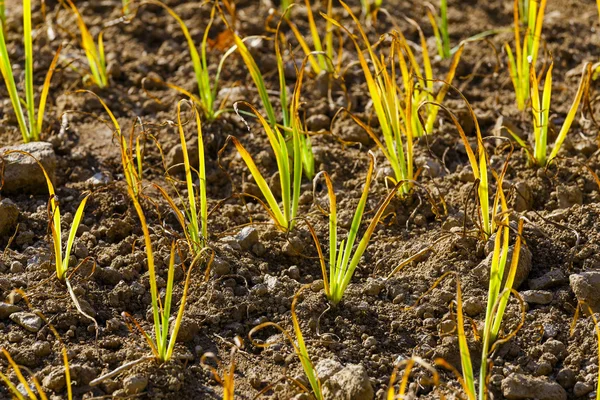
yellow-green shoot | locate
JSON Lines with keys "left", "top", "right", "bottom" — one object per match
{"left": 249, "top": 285, "right": 323, "bottom": 400}
{"left": 308, "top": 154, "right": 399, "bottom": 305}
{"left": 0, "top": 1, "right": 5, "bottom": 31}
{"left": 156, "top": 100, "right": 208, "bottom": 255}
{"left": 524, "top": 62, "right": 591, "bottom": 167}
{"left": 361, "top": 0, "right": 382, "bottom": 22}
{"left": 505, "top": 0, "right": 546, "bottom": 111}
{"left": 227, "top": 102, "right": 301, "bottom": 232}
{"left": 128, "top": 194, "right": 208, "bottom": 362}
{"left": 200, "top": 337, "right": 243, "bottom": 400}
{"left": 59, "top": 0, "right": 108, "bottom": 87}
{"left": 0, "top": 0, "right": 61, "bottom": 143}
{"left": 141, "top": 1, "right": 233, "bottom": 121}
{"left": 426, "top": 0, "right": 450, "bottom": 59}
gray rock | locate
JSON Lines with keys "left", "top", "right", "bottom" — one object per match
{"left": 123, "top": 374, "right": 148, "bottom": 395}
{"left": 0, "top": 142, "right": 56, "bottom": 194}
{"left": 569, "top": 271, "right": 600, "bottom": 312}
{"left": 0, "top": 302, "right": 22, "bottom": 319}
{"left": 0, "top": 199, "right": 19, "bottom": 237}
{"left": 556, "top": 185, "right": 583, "bottom": 209}
{"left": 323, "top": 364, "right": 374, "bottom": 400}
{"left": 10, "top": 312, "right": 43, "bottom": 332}
{"left": 501, "top": 374, "right": 566, "bottom": 400}
{"left": 315, "top": 358, "right": 343, "bottom": 383}
{"left": 521, "top": 290, "right": 553, "bottom": 305}
{"left": 529, "top": 270, "right": 567, "bottom": 290}
{"left": 236, "top": 226, "right": 259, "bottom": 250}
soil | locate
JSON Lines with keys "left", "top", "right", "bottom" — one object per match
{"left": 1, "top": 0, "right": 600, "bottom": 399}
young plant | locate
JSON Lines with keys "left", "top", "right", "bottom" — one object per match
{"left": 226, "top": 102, "right": 301, "bottom": 232}
{"left": 59, "top": 0, "right": 108, "bottom": 87}
{"left": 249, "top": 285, "right": 323, "bottom": 400}
{"left": 155, "top": 100, "right": 208, "bottom": 254}
{"left": 308, "top": 154, "right": 399, "bottom": 305}
{"left": 0, "top": 0, "right": 61, "bottom": 142}
{"left": 283, "top": 0, "right": 336, "bottom": 75}
{"left": 141, "top": 0, "right": 233, "bottom": 121}
{"left": 477, "top": 189, "right": 525, "bottom": 399}
{"left": 200, "top": 337, "right": 243, "bottom": 400}
{"left": 361, "top": 0, "right": 382, "bottom": 22}
{"left": 127, "top": 194, "right": 206, "bottom": 362}
{"left": 426, "top": 0, "right": 450, "bottom": 59}
{"left": 0, "top": 1, "right": 5, "bottom": 31}
{"left": 524, "top": 62, "right": 591, "bottom": 167}
{"left": 505, "top": 0, "right": 546, "bottom": 110}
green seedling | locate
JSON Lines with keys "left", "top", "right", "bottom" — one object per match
{"left": 0, "top": 0, "right": 61, "bottom": 143}
{"left": 59, "top": 0, "right": 108, "bottom": 87}
{"left": 505, "top": 0, "right": 546, "bottom": 110}
{"left": 226, "top": 102, "right": 301, "bottom": 232}
{"left": 249, "top": 285, "right": 323, "bottom": 399}
{"left": 426, "top": 0, "right": 450, "bottom": 59}
{"left": 308, "top": 154, "right": 399, "bottom": 305}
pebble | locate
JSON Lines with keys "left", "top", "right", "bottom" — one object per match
{"left": 211, "top": 257, "right": 231, "bottom": 277}
{"left": 0, "top": 142, "right": 56, "bottom": 194}
{"left": 521, "top": 290, "right": 553, "bottom": 305}
{"left": 556, "top": 185, "right": 583, "bottom": 209}
{"left": 0, "top": 302, "right": 22, "bottom": 319}
{"left": 123, "top": 374, "right": 148, "bottom": 395}
{"left": 10, "top": 312, "right": 43, "bottom": 332}
{"left": 236, "top": 226, "right": 259, "bottom": 250}
{"left": 573, "top": 381, "right": 593, "bottom": 397}
{"left": 362, "top": 336, "right": 377, "bottom": 349}
{"left": 528, "top": 270, "right": 567, "bottom": 290}
{"left": 569, "top": 271, "right": 600, "bottom": 312}
{"left": 0, "top": 198, "right": 19, "bottom": 236}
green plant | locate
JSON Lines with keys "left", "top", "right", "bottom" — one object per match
{"left": 249, "top": 285, "right": 323, "bottom": 399}
{"left": 127, "top": 193, "right": 210, "bottom": 362}
{"left": 361, "top": 0, "right": 382, "bottom": 21}
{"left": 505, "top": 0, "right": 546, "bottom": 111}
{"left": 141, "top": 0, "right": 234, "bottom": 121}
{"left": 59, "top": 0, "right": 108, "bottom": 87}
{"left": 226, "top": 102, "right": 301, "bottom": 232}
{"left": 308, "top": 154, "right": 399, "bottom": 305}
{"left": 155, "top": 100, "right": 208, "bottom": 254}
{"left": 0, "top": 0, "right": 61, "bottom": 143}
{"left": 521, "top": 62, "right": 591, "bottom": 167}
{"left": 326, "top": 2, "right": 464, "bottom": 195}
{"left": 426, "top": 0, "right": 450, "bottom": 59}
{"left": 0, "top": 0, "right": 5, "bottom": 31}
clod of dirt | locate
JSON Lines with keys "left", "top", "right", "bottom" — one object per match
{"left": 556, "top": 368, "right": 576, "bottom": 389}
{"left": 529, "top": 270, "right": 568, "bottom": 290}
{"left": 0, "top": 198, "right": 19, "bottom": 237}
{"left": 315, "top": 358, "right": 343, "bottom": 382}
{"left": 520, "top": 290, "right": 553, "bottom": 305}
{"left": 9, "top": 312, "right": 43, "bottom": 332}
{"left": 501, "top": 374, "right": 567, "bottom": 400}
{"left": 123, "top": 374, "right": 149, "bottom": 395}
{"left": 569, "top": 271, "right": 600, "bottom": 312}
{"left": 0, "top": 302, "right": 22, "bottom": 319}
{"left": 493, "top": 115, "right": 525, "bottom": 141}
{"left": 306, "top": 114, "right": 331, "bottom": 132}
{"left": 573, "top": 381, "right": 593, "bottom": 397}
{"left": 556, "top": 185, "right": 583, "bottom": 209}
{"left": 322, "top": 363, "right": 374, "bottom": 400}
{"left": 42, "top": 367, "right": 67, "bottom": 393}
{"left": 166, "top": 136, "right": 199, "bottom": 174}
{"left": 512, "top": 181, "right": 534, "bottom": 212}
{"left": 0, "top": 142, "right": 56, "bottom": 194}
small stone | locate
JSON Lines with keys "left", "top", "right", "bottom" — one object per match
{"left": 211, "top": 257, "right": 231, "bottom": 277}
{"left": 306, "top": 114, "right": 331, "bottom": 131}
{"left": 440, "top": 319, "right": 456, "bottom": 334}
{"left": 474, "top": 245, "right": 532, "bottom": 289}
{"left": 463, "top": 298, "right": 483, "bottom": 317}
{"left": 8, "top": 331, "right": 22, "bottom": 342}
{"left": 33, "top": 341, "right": 52, "bottom": 358}
{"left": 0, "top": 199, "right": 19, "bottom": 236}
{"left": 283, "top": 236, "right": 305, "bottom": 257}
{"left": 287, "top": 265, "right": 300, "bottom": 280}
{"left": 10, "top": 312, "right": 43, "bottom": 332}
{"left": 10, "top": 261, "right": 24, "bottom": 273}
{"left": 529, "top": 270, "right": 567, "bottom": 290}
{"left": 363, "top": 278, "right": 384, "bottom": 296}
{"left": 0, "top": 302, "right": 22, "bottom": 319}
{"left": 573, "top": 381, "right": 593, "bottom": 397}
{"left": 123, "top": 374, "right": 148, "bottom": 395}
{"left": 520, "top": 290, "right": 553, "bottom": 305}
{"left": 315, "top": 359, "right": 343, "bottom": 383}
{"left": 236, "top": 226, "right": 259, "bottom": 250}
{"left": 362, "top": 336, "right": 377, "bottom": 349}
{"left": 569, "top": 271, "right": 600, "bottom": 312}
{"left": 513, "top": 182, "right": 534, "bottom": 212}
{"left": 0, "top": 142, "right": 57, "bottom": 194}
{"left": 323, "top": 364, "right": 374, "bottom": 400}
{"left": 252, "top": 284, "right": 268, "bottom": 297}
{"left": 501, "top": 374, "right": 566, "bottom": 400}
{"left": 311, "top": 279, "right": 325, "bottom": 292}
